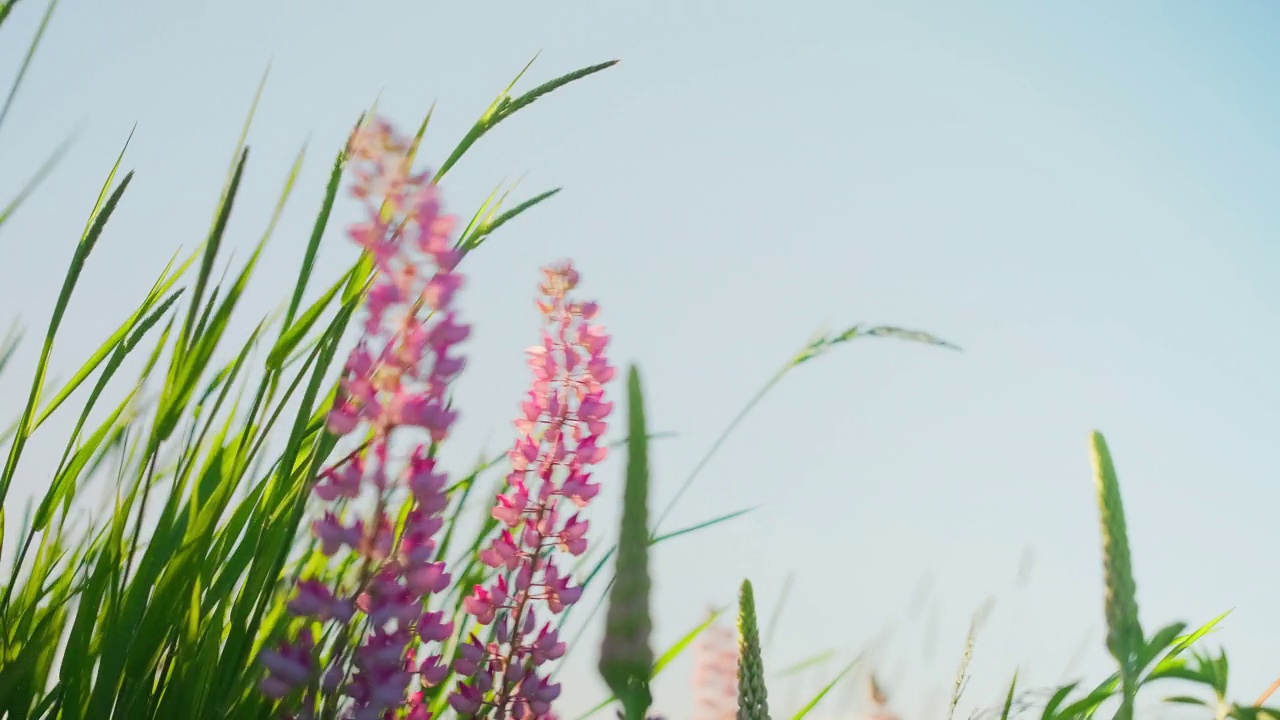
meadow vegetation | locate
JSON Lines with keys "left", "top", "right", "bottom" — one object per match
{"left": 0, "top": 3, "right": 1275, "bottom": 719}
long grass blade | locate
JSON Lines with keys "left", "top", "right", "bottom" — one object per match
{"left": 0, "top": 169, "right": 133, "bottom": 516}
{"left": 436, "top": 59, "right": 617, "bottom": 180}
{"left": 653, "top": 323, "right": 958, "bottom": 535}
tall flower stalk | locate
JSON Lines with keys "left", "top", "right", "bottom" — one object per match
{"left": 599, "top": 366, "right": 655, "bottom": 720}
{"left": 448, "top": 262, "right": 615, "bottom": 720}
{"left": 260, "top": 118, "right": 467, "bottom": 719}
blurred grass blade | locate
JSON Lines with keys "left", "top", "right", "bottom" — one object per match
{"left": 598, "top": 366, "right": 655, "bottom": 720}
{"left": 0, "top": 0, "right": 17, "bottom": 28}
{"left": 0, "top": 322, "right": 22, "bottom": 376}
{"left": 790, "top": 658, "right": 857, "bottom": 720}
{"left": 777, "top": 649, "right": 834, "bottom": 677}
{"left": 653, "top": 605, "right": 725, "bottom": 675}
{"left": 1000, "top": 671, "right": 1018, "bottom": 720}
{"left": 0, "top": 0, "right": 59, "bottom": 134}
{"left": 948, "top": 603, "right": 990, "bottom": 720}
{"left": 0, "top": 131, "right": 73, "bottom": 232}
{"left": 650, "top": 506, "right": 755, "bottom": 546}
{"left": 225, "top": 63, "right": 268, "bottom": 184}
{"left": 763, "top": 571, "right": 795, "bottom": 654}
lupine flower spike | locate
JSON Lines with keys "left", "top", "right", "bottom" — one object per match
{"left": 599, "top": 366, "right": 655, "bottom": 720}
{"left": 692, "top": 614, "right": 738, "bottom": 720}
{"left": 259, "top": 116, "right": 467, "bottom": 719}
{"left": 449, "top": 261, "right": 615, "bottom": 720}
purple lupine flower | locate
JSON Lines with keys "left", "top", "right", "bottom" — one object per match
{"left": 259, "top": 117, "right": 467, "bottom": 718}
{"left": 449, "top": 262, "right": 614, "bottom": 720}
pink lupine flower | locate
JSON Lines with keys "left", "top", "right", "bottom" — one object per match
{"left": 260, "top": 116, "right": 468, "bottom": 719}
{"left": 692, "top": 615, "right": 738, "bottom": 720}
{"left": 449, "top": 261, "right": 614, "bottom": 720}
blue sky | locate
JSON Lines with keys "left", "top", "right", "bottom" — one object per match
{"left": 2, "top": 1, "right": 1279, "bottom": 718}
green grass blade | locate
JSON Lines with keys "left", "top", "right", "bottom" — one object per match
{"left": 268, "top": 265, "right": 350, "bottom": 370}
{"left": 791, "top": 324, "right": 960, "bottom": 367}
{"left": 0, "top": 169, "right": 133, "bottom": 517}
{"left": 177, "top": 146, "right": 248, "bottom": 354}
{"left": 33, "top": 390, "right": 135, "bottom": 531}
{"left": 1148, "top": 611, "right": 1231, "bottom": 677}
{"left": 436, "top": 58, "right": 617, "bottom": 180}
{"left": 31, "top": 289, "right": 180, "bottom": 531}
{"left": 280, "top": 146, "right": 344, "bottom": 332}
{"left": 459, "top": 186, "right": 561, "bottom": 254}
{"left": 649, "top": 506, "right": 756, "bottom": 546}
{"left": 79, "top": 123, "right": 136, "bottom": 238}
{"left": 32, "top": 275, "right": 182, "bottom": 429}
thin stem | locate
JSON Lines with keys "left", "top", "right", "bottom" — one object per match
{"left": 650, "top": 366, "right": 787, "bottom": 536}
{"left": 1255, "top": 675, "right": 1280, "bottom": 707}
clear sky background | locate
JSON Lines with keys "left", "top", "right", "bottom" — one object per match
{"left": 1, "top": 1, "right": 1279, "bottom": 718}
